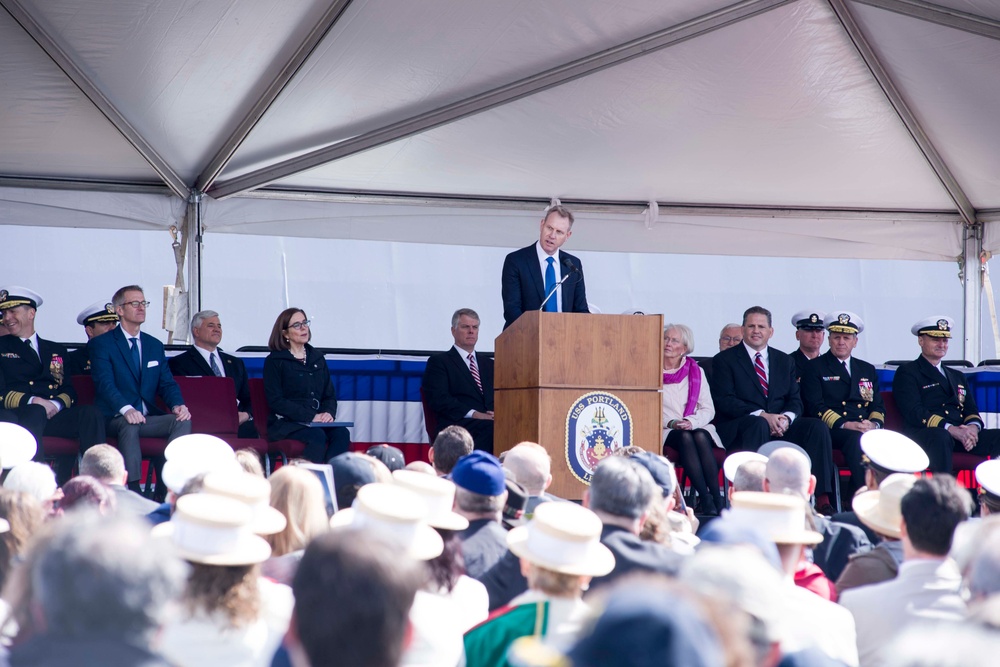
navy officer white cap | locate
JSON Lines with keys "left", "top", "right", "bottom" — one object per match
{"left": 911, "top": 316, "right": 954, "bottom": 338}
{"left": 824, "top": 311, "right": 864, "bottom": 335}
{"left": 0, "top": 286, "right": 43, "bottom": 310}
{"left": 791, "top": 310, "right": 825, "bottom": 330}
{"left": 860, "top": 430, "right": 929, "bottom": 474}
{"left": 723, "top": 451, "right": 768, "bottom": 483}
{"left": 976, "top": 460, "right": 1000, "bottom": 501}
{"left": 76, "top": 300, "right": 119, "bottom": 326}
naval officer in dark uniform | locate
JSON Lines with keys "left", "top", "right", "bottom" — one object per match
{"left": 789, "top": 310, "right": 825, "bottom": 381}
{"left": 0, "top": 287, "right": 105, "bottom": 480}
{"left": 892, "top": 316, "right": 1000, "bottom": 473}
{"left": 801, "top": 311, "right": 885, "bottom": 493}
{"left": 66, "top": 300, "right": 119, "bottom": 376}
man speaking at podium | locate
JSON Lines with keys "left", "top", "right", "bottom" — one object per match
{"left": 501, "top": 205, "right": 589, "bottom": 329}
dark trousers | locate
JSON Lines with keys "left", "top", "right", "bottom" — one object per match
{"left": 277, "top": 425, "right": 351, "bottom": 463}
{"left": 830, "top": 428, "right": 865, "bottom": 492}
{"left": 14, "top": 403, "right": 105, "bottom": 483}
{"left": 107, "top": 414, "right": 192, "bottom": 483}
{"left": 905, "top": 426, "right": 1000, "bottom": 473}
{"left": 719, "top": 415, "right": 835, "bottom": 495}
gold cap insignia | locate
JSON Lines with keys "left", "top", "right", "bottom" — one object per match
{"left": 839, "top": 313, "right": 850, "bottom": 325}
{"left": 937, "top": 319, "right": 949, "bottom": 330}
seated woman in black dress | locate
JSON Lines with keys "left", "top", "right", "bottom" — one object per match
{"left": 263, "top": 308, "right": 350, "bottom": 462}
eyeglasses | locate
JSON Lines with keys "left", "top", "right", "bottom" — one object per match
{"left": 720, "top": 336, "right": 742, "bottom": 344}
{"left": 122, "top": 300, "right": 150, "bottom": 309}
{"left": 286, "top": 320, "right": 311, "bottom": 331}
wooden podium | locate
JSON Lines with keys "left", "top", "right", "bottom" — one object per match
{"left": 494, "top": 311, "right": 663, "bottom": 500}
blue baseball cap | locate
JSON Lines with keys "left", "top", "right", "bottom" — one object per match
{"left": 628, "top": 451, "right": 676, "bottom": 498}
{"left": 451, "top": 451, "right": 505, "bottom": 496}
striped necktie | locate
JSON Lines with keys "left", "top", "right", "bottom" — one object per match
{"left": 468, "top": 353, "right": 483, "bottom": 394}
{"left": 754, "top": 352, "right": 768, "bottom": 397}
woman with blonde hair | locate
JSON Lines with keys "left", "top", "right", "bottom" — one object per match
{"left": 262, "top": 466, "right": 329, "bottom": 585}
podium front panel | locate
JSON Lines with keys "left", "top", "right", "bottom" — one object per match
{"left": 495, "top": 387, "right": 660, "bottom": 500}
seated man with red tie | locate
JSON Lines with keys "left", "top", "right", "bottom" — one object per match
{"left": 422, "top": 308, "right": 494, "bottom": 453}
{"left": 169, "top": 310, "right": 256, "bottom": 438}
{"left": 711, "top": 305, "right": 837, "bottom": 514}
{"left": 0, "top": 286, "right": 105, "bottom": 482}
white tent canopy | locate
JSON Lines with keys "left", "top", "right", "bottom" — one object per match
{"left": 2, "top": 0, "right": 1000, "bottom": 353}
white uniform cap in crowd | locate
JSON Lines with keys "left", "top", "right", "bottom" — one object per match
{"left": 824, "top": 311, "right": 864, "bottom": 335}
{"left": 911, "top": 316, "right": 953, "bottom": 338}
{"left": 791, "top": 310, "right": 825, "bottom": 330}
{"left": 860, "top": 430, "right": 929, "bottom": 474}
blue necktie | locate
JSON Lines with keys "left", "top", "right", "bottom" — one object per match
{"left": 129, "top": 337, "right": 141, "bottom": 374}
{"left": 210, "top": 352, "right": 223, "bottom": 377}
{"left": 543, "top": 256, "right": 557, "bottom": 312}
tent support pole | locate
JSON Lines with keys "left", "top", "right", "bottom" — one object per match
{"left": 963, "top": 224, "right": 983, "bottom": 365}
{"left": 187, "top": 192, "right": 204, "bottom": 318}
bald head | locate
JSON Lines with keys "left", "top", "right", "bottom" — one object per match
{"left": 764, "top": 448, "right": 812, "bottom": 500}
{"left": 732, "top": 460, "right": 767, "bottom": 493}
{"left": 502, "top": 442, "right": 551, "bottom": 496}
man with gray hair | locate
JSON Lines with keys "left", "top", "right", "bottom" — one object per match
{"left": 584, "top": 456, "right": 683, "bottom": 592}
{"left": 422, "top": 308, "right": 495, "bottom": 453}
{"left": 169, "top": 309, "right": 256, "bottom": 438}
{"left": 9, "top": 512, "right": 186, "bottom": 665}
{"left": 502, "top": 441, "right": 562, "bottom": 516}
{"left": 80, "top": 443, "right": 158, "bottom": 516}
{"left": 764, "top": 445, "right": 870, "bottom": 582}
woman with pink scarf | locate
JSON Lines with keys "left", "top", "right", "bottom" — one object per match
{"left": 662, "top": 324, "right": 724, "bottom": 516}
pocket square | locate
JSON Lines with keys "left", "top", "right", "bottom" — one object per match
{"left": 147, "top": 360, "right": 159, "bottom": 368}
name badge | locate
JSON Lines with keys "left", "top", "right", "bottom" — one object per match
{"left": 147, "top": 360, "right": 159, "bottom": 368}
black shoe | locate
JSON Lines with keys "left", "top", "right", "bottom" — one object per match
{"left": 816, "top": 502, "right": 836, "bottom": 517}
{"left": 697, "top": 496, "right": 719, "bottom": 517}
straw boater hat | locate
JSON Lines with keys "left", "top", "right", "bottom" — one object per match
{"left": 330, "top": 483, "right": 443, "bottom": 561}
{"left": 152, "top": 493, "right": 272, "bottom": 566}
{"left": 723, "top": 451, "right": 768, "bottom": 484}
{"left": 852, "top": 473, "right": 918, "bottom": 540}
{"left": 161, "top": 434, "right": 241, "bottom": 494}
{"left": 727, "top": 492, "right": 823, "bottom": 545}
{"left": 391, "top": 469, "right": 468, "bottom": 531}
{"left": 506, "top": 502, "right": 615, "bottom": 577}
{"left": 202, "top": 470, "right": 287, "bottom": 535}
{"left": 0, "top": 423, "right": 37, "bottom": 469}
{"left": 859, "top": 430, "right": 929, "bottom": 476}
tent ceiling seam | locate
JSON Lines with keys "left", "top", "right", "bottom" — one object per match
{"left": 833, "top": 0, "right": 977, "bottom": 226}
{"left": 194, "top": 0, "right": 356, "bottom": 193}
{"left": 207, "top": 0, "right": 799, "bottom": 199}
{"left": 852, "top": 0, "right": 1000, "bottom": 41}
{"left": 236, "top": 188, "right": 964, "bottom": 222}
{"left": 0, "top": 0, "right": 189, "bottom": 199}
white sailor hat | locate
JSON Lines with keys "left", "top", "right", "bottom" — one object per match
{"left": 0, "top": 287, "right": 42, "bottom": 310}
{"left": 911, "top": 316, "right": 953, "bottom": 338}
{"left": 976, "top": 460, "right": 1000, "bottom": 504}
{"left": 860, "top": 430, "right": 929, "bottom": 474}
{"left": 76, "top": 300, "right": 119, "bottom": 326}
{"left": 723, "top": 451, "right": 768, "bottom": 483}
{"left": 825, "top": 311, "right": 864, "bottom": 335}
{"left": 791, "top": 310, "right": 825, "bottom": 331}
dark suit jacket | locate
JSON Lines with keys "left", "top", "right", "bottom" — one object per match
{"left": 422, "top": 347, "right": 494, "bottom": 434}
{"left": 892, "top": 355, "right": 981, "bottom": 430}
{"left": 501, "top": 243, "right": 588, "bottom": 329}
{"left": 790, "top": 348, "right": 811, "bottom": 382}
{"left": 710, "top": 344, "right": 803, "bottom": 422}
{"left": 812, "top": 514, "right": 872, "bottom": 582}
{"left": 0, "top": 335, "right": 75, "bottom": 409}
{"left": 801, "top": 351, "right": 885, "bottom": 430}
{"left": 88, "top": 327, "right": 184, "bottom": 419}
{"left": 65, "top": 347, "right": 91, "bottom": 376}
{"left": 169, "top": 347, "right": 253, "bottom": 415}
{"left": 588, "top": 525, "right": 682, "bottom": 593}
{"left": 263, "top": 345, "right": 338, "bottom": 440}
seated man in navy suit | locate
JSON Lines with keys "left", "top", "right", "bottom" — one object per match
{"left": 501, "top": 204, "right": 589, "bottom": 330}
{"left": 711, "top": 306, "right": 837, "bottom": 514}
{"left": 169, "top": 309, "right": 256, "bottom": 438}
{"left": 422, "top": 308, "right": 494, "bottom": 453}
{"left": 0, "top": 286, "right": 105, "bottom": 482}
{"left": 89, "top": 285, "right": 192, "bottom": 494}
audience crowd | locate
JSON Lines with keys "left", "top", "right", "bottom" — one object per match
{"left": 1, "top": 282, "right": 999, "bottom": 665}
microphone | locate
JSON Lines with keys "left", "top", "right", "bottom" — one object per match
{"left": 561, "top": 257, "right": 579, "bottom": 274}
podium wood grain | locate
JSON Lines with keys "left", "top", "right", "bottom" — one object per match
{"left": 494, "top": 312, "right": 663, "bottom": 500}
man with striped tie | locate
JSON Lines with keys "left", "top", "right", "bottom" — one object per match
{"left": 710, "top": 306, "right": 837, "bottom": 515}
{"left": 422, "top": 308, "right": 495, "bottom": 453}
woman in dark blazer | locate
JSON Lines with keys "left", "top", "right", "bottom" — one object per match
{"left": 263, "top": 308, "right": 350, "bottom": 462}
